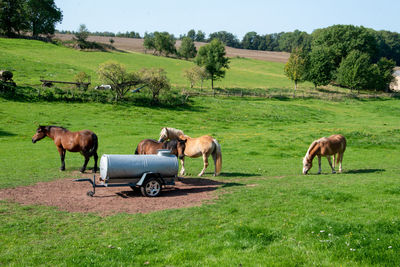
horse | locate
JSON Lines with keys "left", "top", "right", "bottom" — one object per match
{"left": 32, "top": 126, "right": 98, "bottom": 173}
{"left": 158, "top": 127, "right": 222, "bottom": 176}
{"left": 302, "top": 134, "right": 346, "bottom": 175}
{"left": 135, "top": 139, "right": 186, "bottom": 159}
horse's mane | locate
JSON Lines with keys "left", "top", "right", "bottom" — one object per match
{"left": 304, "top": 140, "right": 319, "bottom": 163}
{"left": 45, "top": 125, "right": 68, "bottom": 132}
{"left": 164, "top": 127, "right": 185, "bottom": 139}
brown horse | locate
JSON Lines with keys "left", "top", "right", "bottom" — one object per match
{"left": 158, "top": 127, "right": 222, "bottom": 176}
{"left": 135, "top": 139, "right": 186, "bottom": 159}
{"left": 32, "top": 126, "right": 98, "bottom": 173}
{"left": 303, "top": 134, "right": 346, "bottom": 175}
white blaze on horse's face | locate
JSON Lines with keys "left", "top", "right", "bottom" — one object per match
{"left": 303, "top": 157, "right": 311, "bottom": 175}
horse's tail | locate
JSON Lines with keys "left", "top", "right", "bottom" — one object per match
{"left": 88, "top": 133, "right": 98, "bottom": 156}
{"left": 212, "top": 139, "right": 222, "bottom": 176}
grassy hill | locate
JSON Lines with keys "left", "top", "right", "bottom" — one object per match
{"left": 0, "top": 38, "right": 298, "bottom": 90}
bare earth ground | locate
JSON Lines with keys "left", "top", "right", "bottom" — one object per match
{"left": 54, "top": 34, "right": 289, "bottom": 63}
{"left": 0, "top": 172, "right": 224, "bottom": 216}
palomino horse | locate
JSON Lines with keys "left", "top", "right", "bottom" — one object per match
{"left": 303, "top": 134, "right": 346, "bottom": 175}
{"left": 32, "top": 126, "right": 98, "bottom": 173}
{"left": 135, "top": 139, "right": 186, "bottom": 159}
{"left": 158, "top": 127, "right": 222, "bottom": 176}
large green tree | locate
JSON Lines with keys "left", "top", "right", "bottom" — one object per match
{"left": 0, "top": 0, "right": 28, "bottom": 37}
{"left": 306, "top": 46, "right": 336, "bottom": 87}
{"left": 195, "top": 39, "right": 229, "bottom": 91}
{"left": 336, "top": 50, "right": 373, "bottom": 93}
{"left": 284, "top": 48, "right": 308, "bottom": 96}
{"left": 178, "top": 37, "right": 197, "bottom": 60}
{"left": 26, "top": 0, "right": 62, "bottom": 36}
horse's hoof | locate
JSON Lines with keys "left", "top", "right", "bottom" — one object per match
{"left": 80, "top": 170, "right": 85, "bottom": 173}
{"left": 317, "top": 172, "right": 321, "bottom": 175}
{"left": 332, "top": 171, "right": 336, "bottom": 174}
{"left": 92, "top": 169, "right": 97, "bottom": 173}
{"left": 60, "top": 168, "right": 65, "bottom": 171}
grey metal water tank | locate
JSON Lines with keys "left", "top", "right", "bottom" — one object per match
{"left": 100, "top": 150, "right": 179, "bottom": 180}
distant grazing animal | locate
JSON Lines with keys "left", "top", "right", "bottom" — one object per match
{"left": 303, "top": 134, "right": 346, "bottom": 175}
{"left": 32, "top": 126, "right": 98, "bottom": 173}
{"left": 135, "top": 139, "right": 186, "bottom": 159}
{"left": 158, "top": 127, "right": 222, "bottom": 176}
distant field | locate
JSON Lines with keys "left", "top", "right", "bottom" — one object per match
{"left": 0, "top": 38, "right": 296, "bottom": 90}
{"left": 54, "top": 33, "right": 290, "bottom": 63}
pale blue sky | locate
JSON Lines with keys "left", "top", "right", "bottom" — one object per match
{"left": 55, "top": 0, "right": 399, "bottom": 38}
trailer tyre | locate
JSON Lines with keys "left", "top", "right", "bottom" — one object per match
{"left": 141, "top": 178, "right": 162, "bottom": 197}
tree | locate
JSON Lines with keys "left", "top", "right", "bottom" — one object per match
{"left": 311, "top": 25, "right": 378, "bottom": 68}
{"left": 195, "top": 30, "right": 206, "bottom": 42}
{"left": 140, "top": 68, "right": 170, "bottom": 103}
{"left": 26, "top": 0, "right": 62, "bottom": 36}
{"left": 97, "top": 61, "right": 141, "bottom": 101}
{"left": 183, "top": 65, "right": 206, "bottom": 88}
{"left": 284, "top": 48, "right": 308, "bottom": 96}
{"left": 75, "top": 24, "right": 89, "bottom": 43}
{"left": 153, "top": 31, "right": 176, "bottom": 56}
{"left": 143, "top": 32, "right": 155, "bottom": 52}
{"left": 178, "top": 37, "right": 197, "bottom": 60}
{"left": 242, "top": 32, "right": 261, "bottom": 50}
{"left": 195, "top": 39, "right": 229, "bottom": 91}
{"left": 208, "top": 31, "right": 241, "bottom": 48}
{"left": 336, "top": 50, "right": 373, "bottom": 93}
{"left": 372, "top": 57, "right": 396, "bottom": 92}
{"left": 0, "top": 0, "right": 28, "bottom": 37}
{"left": 187, "top": 29, "right": 196, "bottom": 40}
{"left": 306, "top": 46, "right": 336, "bottom": 87}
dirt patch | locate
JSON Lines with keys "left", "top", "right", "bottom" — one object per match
{"left": 54, "top": 34, "right": 289, "bottom": 63}
{"left": 0, "top": 173, "right": 223, "bottom": 216}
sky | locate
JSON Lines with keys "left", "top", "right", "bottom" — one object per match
{"left": 54, "top": 0, "right": 400, "bottom": 39}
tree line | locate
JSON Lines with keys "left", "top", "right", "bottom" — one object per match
{"left": 284, "top": 25, "right": 397, "bottom": 94}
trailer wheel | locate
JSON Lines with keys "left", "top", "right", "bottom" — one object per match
{"left": 87, "top": 191, "right": 94, "bottom": 197}
{"left": 140, "top": 178, "right": 162, "bottom": 197}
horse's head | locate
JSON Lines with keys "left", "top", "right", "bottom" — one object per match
{"left": 32, "top": 126, "right": 47, "bottom": 143}
{"left": 302, "top": 156, "right": 312, "bottom": 174}
{"left": 158, "top": 127, "right": 168, "bottom": 142}
{"left": 176, "top": 139, "right": 187, "bottom": 160}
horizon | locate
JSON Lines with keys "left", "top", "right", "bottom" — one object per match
{"left": 54, "top": 0, "right": 400, "bottom": 40}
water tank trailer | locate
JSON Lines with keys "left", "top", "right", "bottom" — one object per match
{"left": 75, "top": 150, "right": 179, "bottom": 197}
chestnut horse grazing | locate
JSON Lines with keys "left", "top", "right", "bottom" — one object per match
{"left": 32, "top": 126, "right": 98, "bottom": 173}
{"left": 303, "top": 134, "right": 346, "bottom": 175}
{"left": 135, "top": 139, "right": 186, "bottom": 159}
{"left": 158, "top": 127, "right": 222, "bottom": 176}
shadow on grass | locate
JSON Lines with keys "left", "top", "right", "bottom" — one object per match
{"left": 220, "top": 172, "right": 259, "bottom": 177}
{"left": 0, "top": 129, "right": 16, "bottom": 137}
{"left": 345, "top": 168, "right": 385, "bottom": 174}
{"left": 115, "top": 177, "right": 244, "bottom": 198}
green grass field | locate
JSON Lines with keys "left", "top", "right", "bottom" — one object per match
{"left": 1, "top": 38, "right": 400, "bottom": 266}
{"left": 0, "top": 38, "right": 299, "bottom": 90}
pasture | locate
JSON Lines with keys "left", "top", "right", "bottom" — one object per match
{"left": 1, "top": 95, "right": 400, "bottom": 265}
{"left": 1, "top": 37, "right": 400, "bottom": 265}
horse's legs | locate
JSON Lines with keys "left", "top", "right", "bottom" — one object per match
{"left": 93, "top": 152, "right": 98, "bottom": 173}
{"left": 339, "top": 153, "right": 343, "bottom": 173}
{"left": 327, "top": 156, "right": 336, "bottom": 174}
{"left": 212, "top": 150, "right": 217, "bottom": 176}
{"left": 317, "top": 156, "right": 322, "bottom": 174}
{"left": 58, "top": 147, "right": 66, "bottom": 171}
{"left": 80, "top": 154, "right": 90, "bottom": 173}
{"left": 198, "top": 153, "right": 209, "bottom": 177}
{"left": 333, "top": 154, "right": 336, "bottom": 169}
{"left": 180, "top": 158, "right": 185, "bottom": 176}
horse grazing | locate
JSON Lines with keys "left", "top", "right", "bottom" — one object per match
{"left": 135, "top": 139, "right": 186, "bottom": 159}
{"left": 158, "top": 127, "right": 222, "bottom": 176}
{"left": 303, "top": 134, "right": 346, "bottom": 175}
{"left": 32, "top": 126, "right": 98, "bottom": 173}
